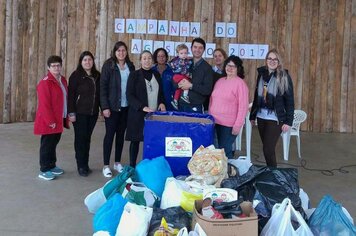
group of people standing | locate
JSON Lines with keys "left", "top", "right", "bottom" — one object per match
{"left": 34, "top": 37, "right": 294, "bottom": 181}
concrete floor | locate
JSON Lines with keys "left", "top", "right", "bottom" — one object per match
{"left": 0, "top": 121, "right": 355, "bottom": 235}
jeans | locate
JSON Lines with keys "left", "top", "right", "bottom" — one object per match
{"left": 103, "top": 108, "right": 128, "bottom": 165}
{"left": 215, "top": 124, "right": 237, "bottom": 159}
{"left": 39, "top": 133, "right": 62, "bottom": 172}
{"left": 257, "top": 118, "right": 282, "bottom": 167}
{"left": 73, "top": 114, "right": 98, "bottom": 170}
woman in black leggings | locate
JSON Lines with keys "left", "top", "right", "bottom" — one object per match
{"left": 250, "top": 49, "right": 295, "bottom": 167}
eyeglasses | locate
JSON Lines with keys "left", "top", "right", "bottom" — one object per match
{"left": 50, "top": 64, "right": 62, "bottom": 68}
{"left": 226, "top": 64, "right": 237, "bottom": 68}
{"left": 267, "top": 57, "right": 279, "bottom": 63}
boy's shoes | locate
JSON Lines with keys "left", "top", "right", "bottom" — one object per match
{"left": 50, "top": 166, "right": 64, "bottom": 175}
{"left": 171, "top": 100, "right": 179, "bottom": 110}
{"left": 38, "top": 171, "right": 56, "bottom": 180}
{"left": 181, "top": 95, "right": 190, "bottom": 104}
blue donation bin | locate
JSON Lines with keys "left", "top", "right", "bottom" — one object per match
{"left": 143, "top": 111, "right": 214, "bottom": 176}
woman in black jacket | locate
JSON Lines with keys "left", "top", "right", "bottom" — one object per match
{"left": 68, "top": 51, "right": 100, "bottom": 176}
{"left": 250, "top": 49, "right": 295, "bottom": 167}
{"left": 100, "top": 41, "right": 135, "bottom": 177}
{"left": 126, "top": 50, "right": 166, "bottom": 167}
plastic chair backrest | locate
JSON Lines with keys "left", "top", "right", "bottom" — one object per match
{"left": 291, "top": 110, "right": 307, "bottom": 134}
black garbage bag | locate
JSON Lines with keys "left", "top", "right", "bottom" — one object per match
{"left": 221, "top": 165, "right": 267, "bottom": 201}
{"left": 148, "top": 206, "right": 191, "bottom": 236}
{"left": 221, "top": 165, "right": 306, "bottom": 232}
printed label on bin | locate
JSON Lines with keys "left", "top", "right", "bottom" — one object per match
{"left": 165, "top": 137, "right": 192, "bottom": 157}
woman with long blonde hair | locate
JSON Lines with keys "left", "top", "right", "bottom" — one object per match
{"left": 250, "top": 49, "right": 295, "bottom": 167}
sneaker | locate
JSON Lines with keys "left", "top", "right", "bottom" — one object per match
{"left": 102, "top": 166, "right": 112, "bottom": 178}
{"left": 38, "top": 171, "right": 56, "bottom": 180}
{"left": 171, "top": 100, "right": 179, "bottom": 110}
{"left": 50, "top": 166, "right": 64, "bottom": 175}
{"left": 181, "top": 95, "right": 190, "bottom": 104}
{"left": 114, "top": 163, "right": 123, "bottom": 173}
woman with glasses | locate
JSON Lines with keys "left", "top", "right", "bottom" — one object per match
{"left": 100, "top": 41, "right": 135, "bottom": 177}
{"left": 249, "top": 49, "right": 295, "bottom": 167}
{"left": 209, "top": 55, "right": 249, "bottom": 159}
{"left": 34, "top": 55, "right": 69, "bottom": 180}
{"left": 126, "top": 50, "right": 166, "bottom": 167}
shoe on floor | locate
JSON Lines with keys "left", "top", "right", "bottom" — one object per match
{"left": 114, "top": 163, "right": 123, "bottom": 173}
{"left": 38, "top": 171, "right": 56, "bottom": 180}
{"left": 78, "top": 168, "right": 89, "bottom": 177}
{"left": 50, "top": 166, "right": 64, "bottom": 175}
{"left": 102, "top": 166, "right": 112, "bottom": 178}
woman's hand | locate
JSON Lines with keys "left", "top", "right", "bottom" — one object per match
{"left": 232, "top": 128, "right": 240, "bottom": 136}
{"left": 250, "top": 120, "right": 256, "bottom": 126}
{"left": 143, "top": 106, "right": 154, "bottom": 113}
{"left": 282, "top": 124, "right": 291, "bottom": 132}
{"left": 103, "top": 109, "right": 111, "bottom": 118}
{"left": 69, "top": 115, "right": 76, "bottom": 123}
{"left": 158, "top": 103, "right": 166, "bottom": 112}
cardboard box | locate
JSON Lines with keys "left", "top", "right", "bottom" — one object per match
{"left": 192, "top": 200, "right": 258, "bottom": 236}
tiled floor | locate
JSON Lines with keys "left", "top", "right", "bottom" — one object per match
{"left": 0, "top": 121, "right": 355, "bottom": 235}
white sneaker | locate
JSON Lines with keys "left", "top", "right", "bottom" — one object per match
{"left": 114, "top": 163, "right": 123, "bottom": 173}
{"left": 102, "top": 166, "right": 112, "bottom": 178}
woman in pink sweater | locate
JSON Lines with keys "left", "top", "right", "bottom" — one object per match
{"left": 209, "top": 55, "right": 249, "bottom": 159}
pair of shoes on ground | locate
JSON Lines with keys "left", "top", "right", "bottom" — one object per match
{"left": 102, "top": 163, "right": 124, "bottom": 178}
{"left": 38, "top": 166, "right": 64, "bottom": 181}
{"left": 78, "top": 168, "right": 92, "bottom": 177}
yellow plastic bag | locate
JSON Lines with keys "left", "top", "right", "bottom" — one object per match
{"left": 180, "top": 191, "right": 203, "bottom": 212}
{"left": 153, "top": 217, "right": 179, "bottom": 236}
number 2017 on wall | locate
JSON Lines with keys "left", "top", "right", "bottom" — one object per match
{"left": 229, "top": 44, "right": 269, "bottom": 59}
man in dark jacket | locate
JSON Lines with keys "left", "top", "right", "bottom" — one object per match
{"left": 177, "top": 38, "right": 213, "bottom": 113}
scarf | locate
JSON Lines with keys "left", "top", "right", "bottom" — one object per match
{"left": 257, "top": 74, "right": 278, "bottom": 111}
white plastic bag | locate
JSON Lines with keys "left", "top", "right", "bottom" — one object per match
{"left": 177, "top": 227, "right": 189, "bottom": 236}
{"left": 299, "top": 188, "right": 310, "bottom": 212}
{"left": 228, "top": 156, "right": 252, "bottom": 176}
{"left": 261, "top": 198, "right": 313, "bottom": 236}
{"left": 115, "top": 202, "right": 153, "bottom": 236}
{"left": 178, "top": 223, "right": 207, "bottom": 236}
{"left": 160, "top": 177, "right": 203, "bottom": 212}
{"left": 84, "top": 188, "right": 106, "bottom": 214}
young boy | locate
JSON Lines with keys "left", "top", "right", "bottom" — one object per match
{"left": 170, "top": 44, "right": 193, "bottom": 110}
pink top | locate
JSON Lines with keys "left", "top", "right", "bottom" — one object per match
{"left": 209, "top": 76, "right": 249, "bottom": 134}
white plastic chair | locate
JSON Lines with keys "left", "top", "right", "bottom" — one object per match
{"left": 234, "top": 103, "right": 253, "bottom": 161}
{"left": 281, "top": 110, "right": 307, "bottom": 160}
